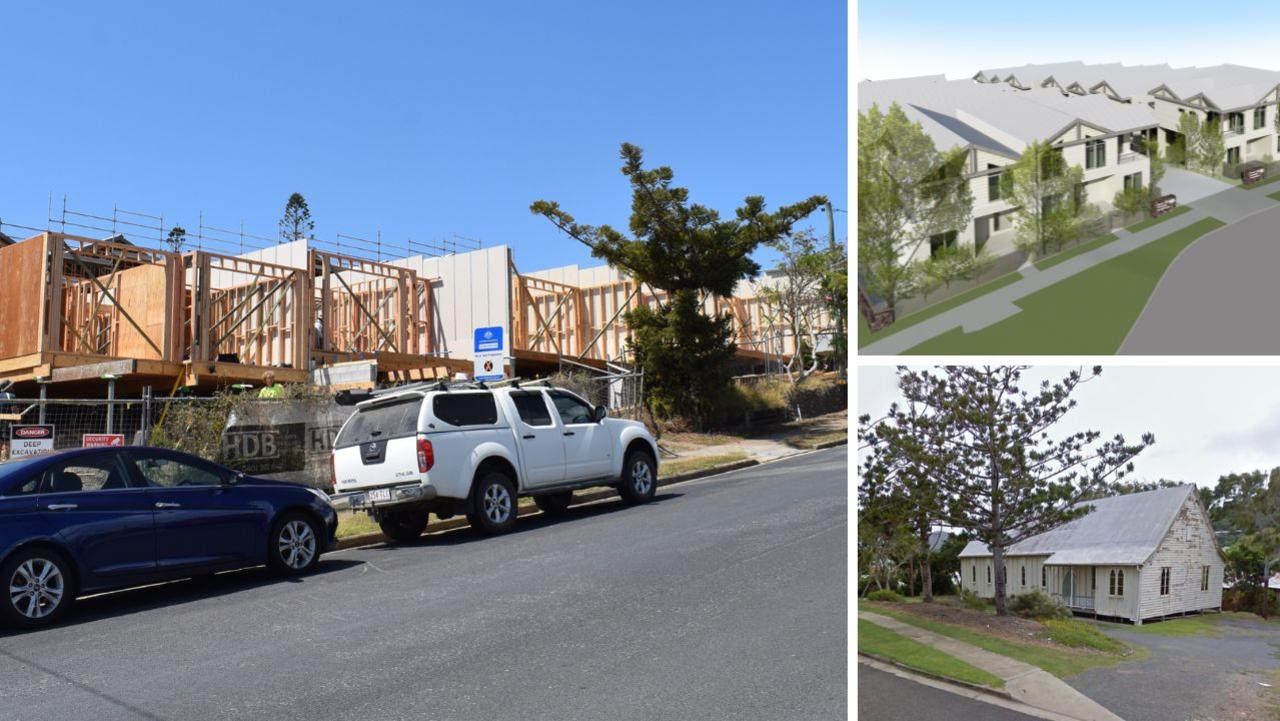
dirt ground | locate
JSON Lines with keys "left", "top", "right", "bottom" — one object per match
{"left": 868, "top": 600, "right": 1059, "bottom": 646}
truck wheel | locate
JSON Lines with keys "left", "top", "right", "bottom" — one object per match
{"left": 467, "top": 471, "right": 517, "bottom": 535}
{"left": 379, "top": 511, "right": 429, "bottom": 543}
{"left": 618, "top": 449, "right": 657, "bottom": 504}
{"left": 268, "top": 512, "right": 323, "bottom": 576}
{"left": 534, "top": 491, "right": 573, "bottom": 516}
{"left": 1, "top": 547, "right": 74, "bottom": 629}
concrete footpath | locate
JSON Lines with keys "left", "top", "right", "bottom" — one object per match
{"left": 859, "top": 610, "right": 1124, "bottom": 721}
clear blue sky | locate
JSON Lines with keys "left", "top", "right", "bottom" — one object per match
{"left": 0, "top": 1, "right": 846, "bottom": 271}
{"left": 859, "top": 0, "right": 1280, "bottom": 81}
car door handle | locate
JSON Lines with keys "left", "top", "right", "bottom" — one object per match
{"left": 155, "top": 502, "right": 181, "bottom": 509}
{"left": 563, "top": 431, "right": 575, "bottom": 436}
{"left": 46, "top": 503, "right": 77, "bottom": 511}
{"left": 522, "top": 434, "right": 536, "bottom": 440}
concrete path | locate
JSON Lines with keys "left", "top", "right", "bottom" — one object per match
{"left": 860, "top": 182, "right": 1271, "bottom": 356}
{"left": 859, "top": 610, "right": 1124, "bottom": 721}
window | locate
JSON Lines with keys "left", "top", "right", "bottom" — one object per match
{"left": 987, "top": 167, "right": 1001, "bottom": 201}
{"left": 433, "top": 393, "right": 498, "bottom": 427}
{"left": 336, "top": 397, "right": 422, "bottom": 448}
{"left": 929, "top": 230, "right": 958, "bottom": 257}
{"left": 1041, "top": 566, "right": 1046, "bottom": 587}
{"left": 1021, "top": 566, "right": 1026, "bottom": 586}
{"left": 1227, "top": 147, "right": 1241, "bottom": 166}
{"left": 0, "top": 457, "right": 45, "bottom": 496}
{"left": 1091, "top": 567, "right": 1096, "bottom": 591}
{"left": 1255, "top": 106, "right": 1267, "bottom": 130}
{"left": 1109, "top": 569, "right": 1125, "bottom": 597}
{"left": 133, "top": 454, "right": 226, "bottom": 488}
{"left": 511, "top": 391, "right": 553, "bottom": 426}
{"left": 1160, "top": 567, "right": 1171, "bottom": 595}
{"left": 1085, "top": 139, "right": 1106, "bottom": 169}
{"left": 972, "top": 564, "right": 976, "bottom": 583}
{"left": 549, "top": 390, "right": 595, "bottom": 425}
{"left": 1228, "top": 112, "right": 1245, "bottom": 134}
{"left": 41, "top": 454, "right": 134, "bottom": 494}
{"left": 1124, "top": 172, "right": 1143, "bottom": 192}
{"left": 1201, "top": 566, "right": 1211, "bottom": 592}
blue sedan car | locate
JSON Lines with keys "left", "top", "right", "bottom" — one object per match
{"left": 0, "top": 446, "right": 338, "bottom": 629}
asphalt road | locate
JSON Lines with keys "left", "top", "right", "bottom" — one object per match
{"left": 857, "top": 665, "right": 1040, "bottom": 721}
{"left": 0, "top": 447, "right": 848, "bottom": 721}
{"left": 1120, "top": 200, "right": 1280, "bottom": 354}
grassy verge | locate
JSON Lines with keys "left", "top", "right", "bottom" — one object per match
{"left": 1125, "top": 205, "right": 1191, "bottom": 233}
{"left": 1098, "top": 614, "right": 1225, "bottom": 637}
{"left": 905, "top": 216, "right": 1226, "bottom": 354}
{"left": 1246, "top": 174, "right": 1280, "bottom": 189}
{"left": 1269, "top": 190, "right": 1280, "bottom": 202}
{"left": 858, "top": 272, "right": 1023, "bottom": 348}
{"left": 1042, "top": 619, "right": 1129, "bottom": 653}
{"left": 1034, "top": 233, "right": 1118, "bottom": 271}
{"left": 870, "top": 606, "right": 1140, "bottom": 678}
{"left": 336, "top": 511, "right": 381, "bottom": 539}
{"left": 858, "top": 619, "right": 1006, "bottom": 688}
{"left": 660, "top": 451, "right": 749, "bottom": 477}
{"left": 789, "top": 430, "right": 848, "bottom": 449}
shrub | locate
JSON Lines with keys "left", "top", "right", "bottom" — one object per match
{"left": 867, "top": 589, "right": 905, "bottom": 603}
{"left": 1008, "top": 588, "right": 1071, "bottom": 620}
{"left": 959, "top": 588, "right": 989, "bottom": 611}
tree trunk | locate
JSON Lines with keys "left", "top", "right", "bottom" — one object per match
{"left": 992, "top": 545, "right": 1008, "bottom": 616}
{"left": 921, "top": 557, "right": 934, "bottom": 602}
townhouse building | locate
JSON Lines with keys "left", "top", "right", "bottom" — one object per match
{"left": 859, "top": 75, "right": 1156, "bottom": 261}
{"left": 977, "top": 62, "right": 1280, "bottom": 170}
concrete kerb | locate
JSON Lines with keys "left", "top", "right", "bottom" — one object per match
{"left": 330, "top": 438, "right": 847, "bottom": 551}
{"left": 856, "top": 651, "right": 1012, "bottom": 700}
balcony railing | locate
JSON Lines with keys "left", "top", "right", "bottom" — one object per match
{"left": 1224, "top": 126, "right": 1246, "bottom": 137}
{"left": 1051, "top": 593, "right": 1096, "bottom": 611}
{"left": 1118, "top": 153, "right": 1141, "bottom": 165}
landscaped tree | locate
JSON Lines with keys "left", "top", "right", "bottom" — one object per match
{"left": 1200, "top": 118, "right": 1226, "bottom": 174}
{"left": 1176, "top": 112, "right": 1202, "bottom": 169}
{"left": 914, "top": 245, "right": 993, "bottom": 302}
{"left": 530, "top": 143, "right": 824, "bottom": 428}
{"left": 821, "top": 240, "right": 848, "bottom": 375}
{"left": 166, "top": 226, "right": 187, "bottom": 254}
{"left": 858, "top": 102, "right": 973, "bottom": 314}
{"left": 1000, "top": 140, "right": 1091, "bottom": 258}
{"left": 279, "top": 192, "right": 315, "bottom": 243}
{"left": 877, "top": 365, "right": 1154, "bottom": 616}
{"left": 755, "top": 228, "right": 835, "bottom": 383}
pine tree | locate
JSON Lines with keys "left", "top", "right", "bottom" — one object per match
{"left": 279, "top": 193, "right": 315, "bottom": 243}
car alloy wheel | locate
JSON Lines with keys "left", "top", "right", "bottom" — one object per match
{"left": 483, "top": 483, "right": 512, "bottom": 524}
{"left": 9, "top": 557, "right": 65, "bottom": 620}
{"left": 631, "top": 458, "right": 653, "bottom": 496}
{"left": 277, "top": 519, "right": 317, "bottom": 570}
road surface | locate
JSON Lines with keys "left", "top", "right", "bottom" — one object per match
{"left": 0, "top": 447, "right": 848, "bottom": 721}
{"left": 857, "top": 665, "right": 1041, "bottom": 721}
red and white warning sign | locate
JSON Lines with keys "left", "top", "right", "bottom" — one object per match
{"left": 10, "top": 425, "right": 55, "bottom": 458}
{"left": 82, "top": 433, "right": 126, "bottom": 448}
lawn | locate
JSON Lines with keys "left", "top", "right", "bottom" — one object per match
{"left": 1125, "top": 205, "right": 1191, "bottom": 233}
{"left": 904, "top": 216, "right": 1226, "bottom": 354}
{"left": 1034, "top": 233, "right": 1118, "bottom": 271}
{"left": 870, "top": 606, "right": 1140, "bottom": 678}
{"left": 660, "top": 451, "right": 749, "bottom": 477}
{"left": 336, "top": 511, "right": 381, "bottom": 539}
{"left": 1269, "top": 190, "right": 1280, "bottom": 202}
{"left": 1095, "top": 614, "right": 1227, "bottom": 638}
{"left": 858, "top": 272, "right": 1023, "bottom": 348}
{"left": 858, "top": 619, "right": 1006, "bottom": 688}
{"left": 1245, "top": 173, "right": 1280, "bottom": 189}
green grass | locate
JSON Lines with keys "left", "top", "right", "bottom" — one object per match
{"left": 870, "top": 606, "right": 1139, "bottom": 678}
{"left": 336, "top": 511, "right": 381, "bottom": 539}
{"left": 1041, "top": 619, "right": 1129, "bottom": 653}
{"left": 1245, "top": 173, "right": 1280, "bottom": 189}
{"left": 858, "top": 619, "right": 1006, "bottom": 688}
{"left": 1100, "top": 614, "right": 1225, "bottom": 637}
{"left": 1034, "top": 233, "right": 1119, "bottom": 271}
{"left": 660, "top": 451, "right": 749, "bottom": 477}
{"left": 1269, "top": 190, "right": 1280, "bottom": 202}
{"left": 858, "top": 272, "right": 1023, "bottom": 348}
{"left": 1125, "top": 204, "right": 1191, "bottom": 233}
{"left": 904, "top": 216, "right": 1226, "bottom": 354}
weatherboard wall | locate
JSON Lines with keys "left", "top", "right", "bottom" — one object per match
{"left": 1136, "top": 493, "right": 1225, "bottom": 621}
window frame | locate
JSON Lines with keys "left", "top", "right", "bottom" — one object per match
{"left": 127, "top": 449, "right": 232, "bottom": 489}
{"left": 1085, "top": 139, "right": 1106, "bottom": 169}
{"left": 1255, "top": 106, "right": 1267, "bottom": 130}
{"left": 510, "top": 390, "right": 554, "bottom": 427}
{"left": 432, "top": 392, "right": 499, "bottom": 428}
{"left": 548, "top": 390, "right": 597, "bottom": 426}
{"left": 1201, "top": 565, "right": 1210, "bottom": 592}
{"left": 39, "top": 452, "right": 140, "bottom": 495}
{"left": 1160, "top": 566, "right": 1171, "bottom": 596}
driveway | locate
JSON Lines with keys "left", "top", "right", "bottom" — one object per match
{"left": 0, "top": 448, "right": 847, "bottom": 721}
{"left": 1159, "top": 167, "right": 1234, "bottom": 206}
{"left": 1120, "top": 200, "right": 1280, "bottom": 354}
{"left": 1070, "top": 615, "right": 1280, "bottom": 721}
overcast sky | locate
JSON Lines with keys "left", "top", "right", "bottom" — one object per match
{"left": 858, "top": 366, "right": 1280, "bottom": 489}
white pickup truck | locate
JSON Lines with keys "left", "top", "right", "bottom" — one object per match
{"left": 332, "top": 383, "right": 659, "bottom": 541}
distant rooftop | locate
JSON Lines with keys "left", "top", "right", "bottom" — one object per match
{"left": 975, "top": 61, "right": 1280, "bottom": 110}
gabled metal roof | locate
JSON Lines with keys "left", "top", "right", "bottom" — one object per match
{"left": 958, "top": 485, "right": 1202, "bottom": 566}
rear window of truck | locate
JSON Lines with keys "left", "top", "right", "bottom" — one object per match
{"left": 335, "top": 397, "right": 422, "bottom": 448}
{"left": 432, "top": 393, "right": 498, "bottom": 427}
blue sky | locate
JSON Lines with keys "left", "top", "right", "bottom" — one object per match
{"left": 859, "top": 0, "right": 1280, "bottom": 81}
{"left": 1, "top": 1, "right": 846, "bottom": 270}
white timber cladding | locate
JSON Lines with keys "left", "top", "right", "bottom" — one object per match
{"left": 1138, "top": 493, "right": 1225, "bottom": 619}
{"left": 391, "top": 246, "right": 511, "bottom": 361}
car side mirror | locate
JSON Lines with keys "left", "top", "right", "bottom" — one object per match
{"left": 593, "top": 405, "right": 608, "bottom": 422}
{"left": 225, "top": 471, "right": 244, "bottom": 486}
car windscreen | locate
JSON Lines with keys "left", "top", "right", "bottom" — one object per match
{"left": 334, "top": 397, "right": 423, "bottom": 449}
{"left": 0, "top": 455, "right": 45, "bottom": 496}
{"left": 432, "top": 393, "right": 498, "bottom": 427}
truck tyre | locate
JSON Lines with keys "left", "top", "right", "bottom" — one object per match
{"left": 467, "top": 470, "right": 517, "bottom": 535}
{"left": 379, "top": 511, "right": 429, "bottom": 543}
{"left": 533, "top": 491, "right": 573, "bottom": 516}
{"left": 618, "top": 449, "right": 657, "bottom": 504}
{"left": 1, "top": 546, "right": 74, "bottom": 629}
{"left": 267, "top": 512, "right": 323, "bottom": 576}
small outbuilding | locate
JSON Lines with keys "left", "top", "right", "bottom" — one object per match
{"left": 958, "top": 485, "right": 1224, "bottom": 625}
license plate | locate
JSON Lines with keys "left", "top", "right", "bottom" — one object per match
{"left": 368, "top": 488, "right": 392, "bottom": 503}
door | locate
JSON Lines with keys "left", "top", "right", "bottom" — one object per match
{"left": 548, "top": 390, "right": 612, "bottom": 480}
{"left": 127, "top": 450, "right": 267, "bottom": 571}
{"left": 37, "top": 452, "right": 156, "bottom": 587}
{"left": 974, "top": 216, "right": 990, "bottom": 252}
{"left": 508, "top": 390, "right": 566, "bottom": 486}
{"left": 1062, "top": 569, "right": 1074, "bottom": 606}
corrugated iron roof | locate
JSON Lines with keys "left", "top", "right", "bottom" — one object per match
{"left": 958, "top": 485, "right": 1197, "bottom": 566}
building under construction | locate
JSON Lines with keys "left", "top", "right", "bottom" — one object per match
{"left": 0, "top": 206, "right": 829, "bottom": 398}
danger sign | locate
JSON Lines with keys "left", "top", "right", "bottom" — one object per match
{"left": 83, "top": 434, "right": 125, "bottom": 448}
{"left": 10, "top": 425, "right": 54, "bottom": 458}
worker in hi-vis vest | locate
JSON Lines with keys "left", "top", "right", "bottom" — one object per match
{"left": 258, "top": 371, "right": 284, "bottom": 398}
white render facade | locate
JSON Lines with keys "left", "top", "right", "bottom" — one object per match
{"left": 976, "top": 62, "right": 1280, "bottom": 170}
{"left": 858, "top": 75, "right": 1156, "bottom": 262}
{"left": 958, "top": 485, "right": 1224, "bottom": 625}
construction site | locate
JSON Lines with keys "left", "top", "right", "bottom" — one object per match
{"left": 0, "top": 201, "right": 831, "bottom": 400}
